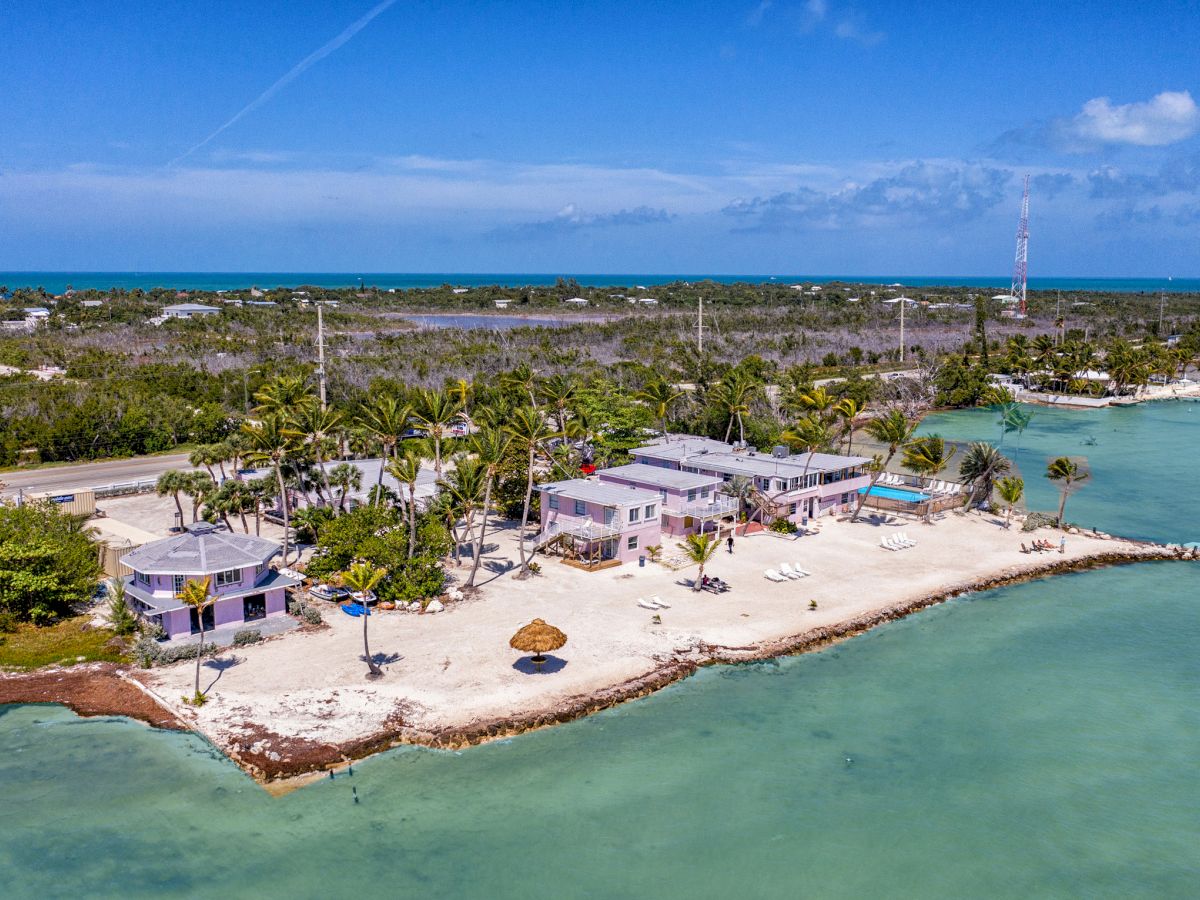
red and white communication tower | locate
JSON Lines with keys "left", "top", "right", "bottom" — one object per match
{"left": 1010, "top": 174, "right": 1030, "bottom": 318}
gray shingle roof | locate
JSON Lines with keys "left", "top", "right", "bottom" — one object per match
{"left": 540, "top": 478, "right": 661, "bottom": 507}
{"left": 121, "top": 523, "right": 281, "bottom": 575}
{"left": 598, "top": 463, "right": 721, "bottom": 491}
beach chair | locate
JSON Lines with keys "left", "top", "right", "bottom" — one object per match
{"left": 764, "top": 569, "right": 787, "bottom": 582}
{"left": 896, "top": 533, "right": 914, "bottom": 548}
{"left": 793, "top": 563, "right": 812, "bottom": 576}
{"left": 651, "top": 596, "right": 670, "bottom": 609}
{"left": 880, "top": 536, "right": 898, "bottom": 551}
{"left": 637, "top": 597, "right": 659, "bottom": 610}
{"left": 779, "top": 563, "right": 803, "bottom": 579}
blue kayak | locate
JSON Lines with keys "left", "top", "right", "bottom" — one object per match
{"left": 340, "top": 603, "right": 369, "bottom": 617}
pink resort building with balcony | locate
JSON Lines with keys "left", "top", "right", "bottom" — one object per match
{"left": 120, "top": 522, "right": 297, "bottom": 639}
{"left": 631, "top": 435, "right": 872, "bottom": 524}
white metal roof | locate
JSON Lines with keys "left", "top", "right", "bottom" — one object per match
{"left": 598, "top": 463, "right": 721, "bottom": 491}
{"left": 540, "top": 478, "right": 661, "bottom": 507}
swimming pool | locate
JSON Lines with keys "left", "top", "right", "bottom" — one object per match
{"left": 858, "top": 484, "right": 931, "bottom": 503}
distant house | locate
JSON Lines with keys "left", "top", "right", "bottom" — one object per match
{"left": 596, "top": 463, "right": 736, "bottom": 537}
{"left": 563, "top": 297, "right": 589, "bottom": 306}
{"left": 636, "top": 297, "right": 659, "bottom": 305}
{"left": 162, "top": 303, "right": 221, "bottom": 319}
{"left": 23, "top": 307, "right": 51, "bottom": 319}
{"left": 494, "top": 299, "right": 511, "bottom": 309}
{"left": 121, "top": 522, "right": 297, "bottom": 640}
{"left": 452, "top": 288, "right": 470, "bottom": 294}
{"left": 245, "top": 300, "right": 277, "bottom": 307}
{"left": 80, "top": 299, "right": 104, "bottom": 308}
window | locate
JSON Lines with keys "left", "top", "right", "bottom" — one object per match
{"left": 687, "top": 488, "right": 697, "bottom": 502}
{"left": 627, "top": 535, "right": 638, "bottom": 550}
{"left": 574, "top": 499, "right": 586, "bottom": 516}
{"left": 135, "top": 570, "right": 149, "bottom": 587}
{"left": 604, "top": 507, "right": 616, "bottom": 525}
{"left": 701, "top": 487, "right": 710, "bottom": 498}
{"left": 548, "top": 494, "right": 560, "bottom": 510}
{"left": 644, "top": 504, "right": 656, "bottom": 519}
{"left": 172, "top": 574, "right": 186, "bottom": 595}
{"left": 628, "top": 507, "right": 640, "bottom": 523}
{"left": 788, "top": 503, "right": 798, "bottom": 515}
{"left": 216, "top": 568, "right": 240, "bottom": 588}
{"left": 256, "top": 563, "right": 266, "bottom": 577}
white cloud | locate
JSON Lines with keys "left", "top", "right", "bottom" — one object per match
{"left": 833, "top": 17, "right": 885, "bottom": 46}
{"left": 1068, "top": 91, "right": 1199, "bottom": 147}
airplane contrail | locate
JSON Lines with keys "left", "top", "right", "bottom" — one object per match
{"left": 168, "top": 0, "right": 398, "bottom": 166}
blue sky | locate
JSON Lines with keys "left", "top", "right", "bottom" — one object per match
{"left": 2, "top": 0, "right": 1199, "bottom": 275}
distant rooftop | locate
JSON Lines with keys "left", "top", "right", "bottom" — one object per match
{"left": 599, "top": 463, "right": 720, "bottom": 491}
{"left": 541, "top": 477, "right": 661, "bottom": 507}
{"left": 634, "top": 435, "right": 869, "bottom": 478}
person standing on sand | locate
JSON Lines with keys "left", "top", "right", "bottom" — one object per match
{"left": 1059, "top": 536, "right": 1066, "bottom": 554}
{"left": 727, "top": 535, "right": 734, "bottom": 554}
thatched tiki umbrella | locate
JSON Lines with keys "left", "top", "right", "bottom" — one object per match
{"left": 510, "top": 618, "right": 567, "bottom": 667}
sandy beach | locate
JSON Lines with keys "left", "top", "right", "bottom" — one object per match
{"left": 113, "top": 510, "right": 1179, "bottom": 783}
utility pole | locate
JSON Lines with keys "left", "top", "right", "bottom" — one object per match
{"left": 697, "top": 294, "right": 705, "bottom": 354}
{"left": 1158, "top": 283, "right": 1167, "bottom": 336}
{"left": 899, "top": 295, "right": 906, "bottom": 363}
{"left": 317, "top": 304, "right": 327, "bottom": 411}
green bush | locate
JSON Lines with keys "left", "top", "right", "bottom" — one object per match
{"left": 0, "top": 501, "right": 100, "bottom": 624}
{"left": 232, "top": 629, "right": 263, "bottom": 647}
{"left": 769, "top": 518, "right": 798, "bottom": 534}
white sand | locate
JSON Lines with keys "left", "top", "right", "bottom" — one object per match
{"left": 144, "top": 511, "right": 1165, "bottom": 758}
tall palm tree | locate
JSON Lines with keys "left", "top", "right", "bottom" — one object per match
{"left": 850, "top": 409, "right": 916, "bottom": 522}
{"left": 241, "top": 415, "right": 297, "bottom": 564}
{"left": 781, "top": 414, "right": 834, "bottom": 519}
{"left": 727, "top": 475, "right": 756, "bottom": 535}
{"left": 358, "top": 394, "right": 410, "bottom": 491}
{"left": 635, "top": 377, "right": 683, "bottom": 442}
{"left": 340, "top": 561, "right": 387, "bottom": 678}
{"left": 285, "top": 404, "right": 344, "bottom": 508}
{"left": 252, "top": 374, "right": 315, "bottom": 417}
{"left": 902, "top": 435, "right": 957, "bottom": 522}
{"left": 182, "top": 471, "right": 216, "bottom": 522}
{"left": 502, "top": 363, "right": 539, "bottom": 407}
{"left": 537, "top": 374, "right": 577, "bottom": 434}
{"left": 411, "top": 388, "right": 463, "bottom": 479}
{"left": 449, "top": 377, "right": 473, "bottom": 420}
{"left": 679, "top": 532, "right": 720, "bottom": 591}
{"left": 1046, "top": 456, "right": 1088, "bottom": 526}
{"left": 995, "top": 476, "right": 1024, "bottom": 528}
{"left": 797, "top": 386, "right": 837, "bottom": 424}
{"left": 466, "top": 428, "right": 512, "bottom": 588}
{"left": 327, "top": 462, "right": 363, "bottom": 512}
{"left": 504, "top": 406, "right": 560, "bottom": 576}
{"left": 711, "top": 371, "right": 757, "bottom": 443}
{"left": 189, "top": 444, "right": 225, "bottom": 481}
{"left": 156, "top": 470, "right": 188, "bottom": 524}
{"left": 386, "top": 450, "right": 425, "bottom": 558}
{"left": 177, "top": 576, "right": 215, "bottom": 703}
{"left": 438, "top": 456, "right": 485, "bottom": 566}
{"left": 958, "top": 442, "right": 1011, "bottom": 509}
{"left": 832, "top": 397, "right": 867, "bottom": 454}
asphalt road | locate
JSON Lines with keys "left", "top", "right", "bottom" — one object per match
{"left": 0, "top": 453, "right": 198, "bottom": 496}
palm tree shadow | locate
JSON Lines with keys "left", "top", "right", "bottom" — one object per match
{"left": 512, "top": 655, "right": 568, "bottom": 675}
{"left": 202, "top": 655, "right": 242, "bottom": 692}
{"left": 476, "top": 558, "right": 516, "bottom": 587}
{"left": 364, "top": 651, "right": 403, "bottom": 666}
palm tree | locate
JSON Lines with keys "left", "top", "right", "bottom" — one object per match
{"left": 439, "top": 456, "right": 485, "bottom": 566}
{"left": 340, "top": 561, "right": 387, "bottom": 678}
{"left": 328, "top": 462, "right": 362, "bottom": 512}
{"left": 252, "top": 374, "right": 315, "bottom": 417}
{"left": 386, "top": 450, "right": 425, "bottom": 558}
{"left": 182, "top": 471, "right": 216, "bottom": 522}
{"left": 504, "top": 406, "right": 560, "bottom": 576}
{"left": 1046, "top": 456, "right": 1088, "bottom": 526}
{"left": 797, "top": 385, "right": 837, "bottom": 424}
{"left": 781, "top": 414, "right": 834, "bottom": 519}
{"left": 958, "top": 442, "right": 1011, "bottom": 509}
{"left": 635, "top": 377, "right": 683, "bottom": 442}
{"left": 902, "top": 435, "right": 957, "bottom": 522}
{"left": 189, "top": 444, "right": 225, "bottom": 481}
{"left": 177, "top": 576, "right": 215, "bottom": 703}
{"left": 358, "top": 394, "right": 410, "bottom": 496}
{"left": 727, "top": 475, "right": 756, "bottom": 535}
{"left": 466, "top": 428, "right": 512, "bottom": 588}
{"left": 156, "top": 470, "right": 188, "bottom": 524}
{"left": 832, "top": 397, "right": 867, "bottom": 454}
{"left": 538, "top": 374, "right": 577, "bottom": 434}
{"left": 679, "top": 532, "right": 720, "bottom": 591}
{"left": 241, "top": 415, "right": 297, "bottom": 564}
{"left": 711, "top": 372, "right": 757, "bottom": 443}
{"left": 411, "top": 388, "right": 463, "bottom": 479}
{"left": 209, "top": 479, "right": 254, "bottom": 533}
{"left": 449, "top": 377, "right": 473, "bottom": 420}
{"left": 285, "top": 404, "right": 344, "bottom": 508}
{"left": 995, "top": 476, "right": 1025, "bottom": 528}
{"left": 850, "top": 409, "right": 916, "bottom": 522}
{"left": 502, "top": 363, "right": 539, "bottom": 407}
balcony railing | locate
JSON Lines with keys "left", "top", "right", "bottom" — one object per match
{"left": 663, "top": 495, "right": 739, "bottom": 519}
{"left": 532, "top": 518, "right": 622, "bottom": 547}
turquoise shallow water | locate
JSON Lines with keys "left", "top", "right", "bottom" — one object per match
{"left": 919, "top": 401, "right": 1200, "bottom": 544}
{"left": 2, "top": 404, "right": 1199, "bottom": 898}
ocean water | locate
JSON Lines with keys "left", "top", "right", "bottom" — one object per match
{"left": 1, "top": 271, "right": 1196, "bottom": 294}
{"left": 2, "top": 403, "right": 1198, "bottom": 899}
{"left": 918, "top": 401, "right": 1200, "bottom": 544}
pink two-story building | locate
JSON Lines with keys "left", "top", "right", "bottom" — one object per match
{"left": 121, "top": 522, "right": 297, "bottom": 640}
{"left": 536, "top": 478, "right": 663, "bottom": 567}
{"left": 596, "top": 463, "right": 738, "bottom": 537}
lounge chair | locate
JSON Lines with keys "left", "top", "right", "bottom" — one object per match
{"left": 793, "top": 563, "right": 812, "bottom": 576}
{"left": 637, "top": 598, "right": 659, "bottom": 610}
{"left": 764, "top": 569, "right": 788, "bottom": 582}
{"left": 896, "top": 533, "right": 915, "bottom": 548}
{"left": 880, "top": 536, "right": 898, "bottom": 551}
{"left": 779, "top": 563, "right": 803, "bottom": 579}
{"left": 651, "top": 596, "right": 670, "bottom": 609}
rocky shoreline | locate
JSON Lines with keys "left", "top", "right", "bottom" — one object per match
{"left": 5, "top": 542, "right": 1187, "bottom": 791}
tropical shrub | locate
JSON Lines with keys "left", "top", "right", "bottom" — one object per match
{"left": 0, "top": 501, "right": 100, "bottom": 624}
{"left": 232, "top": 629, "right": 263, "bottom": 647}
{"left": 769, "top": 518, "right": 798, "bottom": 534}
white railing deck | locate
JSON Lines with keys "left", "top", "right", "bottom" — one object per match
{"left": 663, "top": 495, "right": 739, "bottom": 519}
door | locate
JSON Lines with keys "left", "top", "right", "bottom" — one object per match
{"left": 189, "top": 604, "right": 215, "bottom": 634}
{"left": 242, "top": 593, "right": 267, "bottom": 622}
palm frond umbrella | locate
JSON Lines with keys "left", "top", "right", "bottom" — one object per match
{"left": 509, "top": 618, "right": 567, "bottom": 667}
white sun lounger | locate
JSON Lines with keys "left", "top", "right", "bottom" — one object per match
{"left": 793, "top": 563, "right": 812, "bottom": 576}
{"left": 637, "top": 598, "right": 659, "bottom": 610}
{"left": 880, "top": 536, "right": 898, "bottom": 551}
{"left": 764, "top": 569, "right": 788, "bottom": 582}
{"left": 650, "top": 596, "right": 670, "bottom": 609}
{"left": 778, "top": 563, "right": 802, "bottom": 579}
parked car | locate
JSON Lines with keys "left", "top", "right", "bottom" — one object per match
{"left": 309, "top": 584, "right": 351, "bottom": 603}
